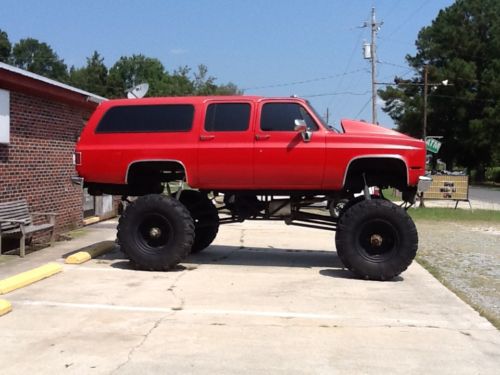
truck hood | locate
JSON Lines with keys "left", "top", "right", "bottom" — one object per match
{"left": 340, "top": 119, "right": 413, "bottom": 139}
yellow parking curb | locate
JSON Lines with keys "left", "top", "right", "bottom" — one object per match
{"left": 65, "top": 241, "right": 116, "bottom": 264}
{"left": 0, "top": 299, "right": 12, "bottom": 316}
{"left": 66, "top": 252, "right": 92, "bottom": 264}
{"left": 0, "top": 263, "right": 62, "bottom": 295}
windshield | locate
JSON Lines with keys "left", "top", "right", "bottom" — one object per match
{"left": 306, "top": 101, "right": 341, "bottom": 133}
{"left": 305, "top": 101, "right": 327, "bottom": 127}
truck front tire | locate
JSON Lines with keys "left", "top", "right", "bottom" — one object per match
{"left": 335, "top": 199, "right": 418, "bottom": 280}
{"left": 118, "top": 194, "right": 194, "bottom": 270}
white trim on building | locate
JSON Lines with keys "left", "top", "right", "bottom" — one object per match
{"left": 0, "top": 62, "right": 107, "bottom": 103}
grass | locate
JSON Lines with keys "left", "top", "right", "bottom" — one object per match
{"left": 381, "top": 188, "right": 400, "bottom": 202}
{"left": 408, "top": 207, "right": 500, "bottom": 222}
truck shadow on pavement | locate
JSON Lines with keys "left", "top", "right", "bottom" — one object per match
{"left": 189, "top": 245, "right": 343, "bottom": 269}
{"left": 102, "top": 245, "right": 374, "bottom": 280}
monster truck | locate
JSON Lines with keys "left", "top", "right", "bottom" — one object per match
{"left": 73, "top": 96, "right": 430, "bottom": 280}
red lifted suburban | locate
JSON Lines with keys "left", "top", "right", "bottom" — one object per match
{"left": 74, "top": 96, "right": 430, "bottom": 280}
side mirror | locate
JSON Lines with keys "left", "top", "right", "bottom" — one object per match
{"left": 294, "top": 119, "right": 312, "bottom": 142}
{"left": 294, "top": 119, "right": 307, "bottom": 132}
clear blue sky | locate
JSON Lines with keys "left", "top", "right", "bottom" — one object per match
{"left": 2, "top": 0, "right": 455, "bottom": 128}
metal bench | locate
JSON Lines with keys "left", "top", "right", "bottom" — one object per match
{"left": 0, "top": 200, "right": 56, "bottom": 257}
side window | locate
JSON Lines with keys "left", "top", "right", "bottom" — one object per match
{"left": 260, "top": 103, "right": 318, "bottom": 131}
{"left": 204, "top": 103, "right": 251, "bottom": 132}
{"left": 96, "top": 104, "right": 194, "bottom": 133}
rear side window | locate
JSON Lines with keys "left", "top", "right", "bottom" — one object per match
{"left": 261, "top": 103, "right": 318, "bottom": 131}
{"left": 204, "top": 103, "right": 251, "bottom": 132}
{"left": 96, "top": 104, "right": 194, "bottom": 133}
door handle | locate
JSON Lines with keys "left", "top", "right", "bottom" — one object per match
{"left": 255, "top": 134, "right": 270, "bottom": 140}
{"left": 199, "top": 134, "right": 215, "bottom": 141}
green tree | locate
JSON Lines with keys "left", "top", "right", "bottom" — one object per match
{"left": 0, "top": 29, "right": 11, "bottom": 62}
{"left": 193, "top": 64, "right": 217, "bottom": 95}
{"left": 163, "top": 66, "right": 195, "bottom": 96}
{"left": 11, "top": 38, "right": 68, "bottom": 81}
{"left": 69, "top": 51, "right": 108, "bottom": 97}
{"left": 107, "top": 54, "right": 167, "bottom": 98}
{"left": 107, "top": 57, "right": 241, "bottom": 98}
{"left": 379, "top": 0, "right": 500, "bottom": 174}
{"left": 191, "top": 64, "right": 241, "bottom": 95}
{"left": 214, "top": 82, "right": 243, "bottom": 95}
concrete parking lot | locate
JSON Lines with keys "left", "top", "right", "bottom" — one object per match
{"left": 0, "top": 219, "right": 499, "bottom": 374}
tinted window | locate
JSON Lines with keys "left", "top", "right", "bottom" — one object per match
{"left": 261, "top": 103, "right": 318, "bottom": 131}
{"left": 96, "top": 104, "right": 194, "bottom": 133}
{"left": 204, "top": 103, "right": 251, "bottom": 132}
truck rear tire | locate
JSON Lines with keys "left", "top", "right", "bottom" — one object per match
{"left": 335, "top": 199, "right": 418, "bottom": 280}
{"left": 179, "top": 190, "right": 219, "bottom": 253}
{"left": 118, "top": 194, "right": 194, "bottom": 270}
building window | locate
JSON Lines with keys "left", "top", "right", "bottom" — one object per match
{"left": 0, "top": 89, "right": 10, "bottom": 144}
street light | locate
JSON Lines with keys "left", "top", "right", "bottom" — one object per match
{"left": 422, "top": 65, "right": 449, "bottom": 140}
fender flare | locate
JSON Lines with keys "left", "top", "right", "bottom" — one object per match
{"left": 341, "top": 155, "right": 409, "bottom": 189}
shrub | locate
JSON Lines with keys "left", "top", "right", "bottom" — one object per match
{"left": 485, "top": 167, "right": 500, "bottom": 183}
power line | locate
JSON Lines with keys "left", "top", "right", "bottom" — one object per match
{"left": 241, "top": 69, "right": 366, "bottom": 92}
{"left": 326, "top": 26, "right": 366, "bottom": 111}
{"left": 380, "top": 0, "right": 404, "bottom": 21}
{"left": 354, "top": 96, "right": 372, "bottom": 119}
{"left": 302, "top": 90, "right": 371, "bottom": 98}
{"left": 378, "top": 60, "right": 412, "bottom": 70}
{"left": 378, "top": 61, "right": 415, "bottom": 83}
{"left": 378, "top": 35, "right": 410, "bottom": 45}
{"left": 382, "top": 0, "right": 432, "bottom": 39}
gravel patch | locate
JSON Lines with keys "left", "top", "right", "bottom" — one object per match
{"left": 416, "top": 220, "right": 500, "bottom": 328}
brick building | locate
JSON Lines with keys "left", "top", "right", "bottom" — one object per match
{"left": 0, "top": 62, "right": 112, "bottom": 244}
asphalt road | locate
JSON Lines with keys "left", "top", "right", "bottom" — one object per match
{"left": 469, "top": 185, "right": 500, "bottom": 204}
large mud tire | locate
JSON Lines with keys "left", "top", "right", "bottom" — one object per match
{"left": 336, "top": 195, "right": 381, "bottom": 218}
{"left": 118, "top": 194, "right": 194, "bottom": 271}
{"left": 179, "top": 190, "right": 219, "bottom": 253}
{"left": 335, "top": 199, "right": 418, "bottom": 280}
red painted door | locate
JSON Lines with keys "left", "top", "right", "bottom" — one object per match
{"left": 197, "top": 101, "right": 255, "bottom": 188}
{"left": 253, "top": 102, "right": 326, "bottom": 189}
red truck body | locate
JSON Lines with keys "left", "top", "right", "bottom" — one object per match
{"left": 73, "top": 95, "right": 429, "bottom": 280}
{"left": 75, "top": 96, "right": 426, "bottom": 192}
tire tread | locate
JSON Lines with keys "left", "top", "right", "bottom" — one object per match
{"left": 118, "top": 194, "right": 194, "bottom": 271}
{"left": 335, "top": 199, "right": 418, "bottom": 280}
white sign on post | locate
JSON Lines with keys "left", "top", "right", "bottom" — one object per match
{"left": 0, "top": 89, "right": 10, "bottom": 144}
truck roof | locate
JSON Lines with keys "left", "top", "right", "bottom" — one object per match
{"left": 98, "top": 95, "right": 307, "bottom": 108}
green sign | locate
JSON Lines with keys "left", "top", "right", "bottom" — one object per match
{"left": 426, "top": 138, "right": 442, "bottom": 154}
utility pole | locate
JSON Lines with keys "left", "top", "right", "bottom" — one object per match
{"left": 362, "top": 8, "right": 382, "bottom": 124}
{"left": 370, "top": 7, "right": 378, "bottom": 125}
{"left": 422, "top": 64, "right": 429, "bottom": 140}
{"left": 419, "top": 64, "right": 429, "bottom": 208}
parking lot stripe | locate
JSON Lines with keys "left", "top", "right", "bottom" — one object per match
{"left": 65, "top": 241, "right": 116, "bottom": 264}
{"left": 0, "top": 263, "right": 62, "bottom": 295}
{"left": 14, "top": 300, "right": 493, "bottom": 330}
{"left": 20, "top": 300, "right": 173, "bottom": 313}
{"left": 0, "top": 299, "right": 12, "bottom": 316}
{"left": 16, "top": 300, "right": 345, "bottom": 320}
{"left": 13, "top": 300, "right": 350, "bottom": 320}
{"left": 19, "top": 300, "right": 344, "bottom": 320}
